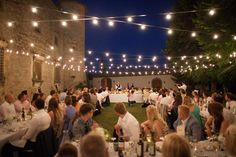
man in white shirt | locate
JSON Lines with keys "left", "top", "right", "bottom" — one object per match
{"left": 0, "top": 93, "right": 16, "bottom": 121}
{"left": 114, "top": 103, "right": 140, "bottom": 141}
{"left": 2, "top": 99, "right": 51, "bottom": 157}
{"left": 148, "top": 88, "right": 159, "bottom": 105}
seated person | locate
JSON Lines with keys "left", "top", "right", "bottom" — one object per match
{"left": 2, "top": 99, "right": 51, "bottom": 157}
{"left": 162, "top": 133, "right": 191, "bottom": 157}
{"left": 173, "top": 105, "right": 202, "bottom": 141}
{"left": 183, "top": 96, "right": 204, "bottom": 129}
{"left": 205, "top": 102, "right": 235, "bottom": 137}
{"left": 55, "top": 143, "right": 78, "bottom": 157}
{"left": 114, "top": 103, "right": 140, "bottom": 141}
{"left": 64, "top": 96, "right": 76, "bottom": 130}
{"left": 0, "top": 93, "right": 16, "bottom": 121}
{"left": 80, "top": 132, "right": 109, "bottom": 157}
{"left": 71, "top": 103, "right": 98, "bottom": 139}
{"left": 128, "top": 90, "right": 136, "bottom": 107}
{"left": 225, "top": 124, "right": 236, "bottom": 157}
{"left": 14, "top": 92, "right": 31, "bottom": 113}
{"left": 141, "top": 105, "right": 168, "bottom": 141}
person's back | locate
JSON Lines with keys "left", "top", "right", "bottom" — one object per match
{"left": 162, "top": 133, "right": 191, "bottom": 157}
{"left": 80, "top": 132, "right": 108, "bottom": 157}
{"left": 56, "top": 143, "right": 78, "bottom": 157}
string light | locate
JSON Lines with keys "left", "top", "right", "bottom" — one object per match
{"left": 50, "top": 46, "right": 54, "bottom": 50}
{"left": 108, "top": 20, "right": 114, "bottom": 27}
{"left": 152, "top": 56, "right": 157, "bottom": 62}
{"left": 140, "top": 24, "right": 146, "bottom": 30}
{"left": 122, "top": 54, "right": 126, "bottom": 58}
{"left": 233, "top": 36, "right": 236, "bottom": 40}
{"left": 165, "top": 13, "right": 172, "bottom": 20}
{"left": 61, "top": 21, "right": 67, "bottom": 27}
{"left": 9, "top": 39, "right": 14, "bottom": 43}
{"left": 127, "top": 17, "right": 133, "bottom": 22}
{"left": 32, "top": 21, "right": 39, "bottom": 27}
{"left": 167, "top": 56, "right": 171, "bottom": 60}
{"left": 69, "top": 48, "right": 74, "bottom": 53}
{"left": 30, "top": 43, "right": 34, "bottom": 47}
{"left": 213, "top": 34, "right": 219, "bottom": 39}
{"left": 72, "top": 14, "right": 78, "bottom": 20}
{"left": 88, "top": 50, "right": 92, "bottom": 54}
{"left": 7, "top": 22, "right": 13, "bottom": 27}
{"left": 209, "top": 9, "right": 215, "bottom": 16}
{"left": 105, "top": 52, "right": 110, "bottom": 57}
{"left": 191, "top": 32, "right": 196, "bottom": 37}
{"left": 167, "top": 29, "right": 173, "bottom": 35}
{"left": 92, "top": 17, "right": 99, "bottom": 25}
{"left": 31, "top": 7, "right": 38, "bottom": 13}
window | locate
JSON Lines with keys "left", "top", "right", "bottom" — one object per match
{"left": 0, "top": 0, "right": 5, "bottom": 11}
{"left": 33, "top": 60, "right": 42, "bottom": 81}
{"left": 34, "top": 27, "right": 41, "bottom": 34}
{"left": 0, "top": 48, "right": 4, "bottom": 83}
{"left": 54, "top": 67, "right": 61, "bottom": 83}
{"left": 54, "top": 36, "right": 58, "bottom": 46}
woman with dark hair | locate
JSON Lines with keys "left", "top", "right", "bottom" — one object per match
{"left": 205, "top": 102, "right": 235, "bottom": 137}
{"left": 78, "top": 92, "right": 91, "bottom": 106}
{"left": 64, "top": 96, "right": 76, "bottom": 130}
{"left": 167, "top": 92, "right": 182, "bottom": 129}
{"left": 31, "top": 93, "right": 40, "bottom": 106}
{"left": 71, "top": 96, "right": 80, "bottom": 112}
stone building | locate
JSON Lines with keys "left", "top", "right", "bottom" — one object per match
{"left": 0, "top": 0, "right": 86, "bottom": 102}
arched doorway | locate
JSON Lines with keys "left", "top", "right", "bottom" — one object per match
{"left": 101, "top": 77, "right": 112, "bottom": 89}
{"left": 152, "top": 77, "right": 162, "bottom": 90}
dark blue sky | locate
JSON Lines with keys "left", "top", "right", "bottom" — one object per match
{"left": 79, "top": 0, "right": 175, "bottom": 59}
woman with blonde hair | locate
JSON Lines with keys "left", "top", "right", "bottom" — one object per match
{"left": 48, "top": 98, "right": 64, "bottom": 145}
{"left": 141, "top": 105, "right": 168, "bottom": 141}
{"left": 183, "top": 96, "right": 204, "bottom": 128}
{"left": 162, "top": 133, "right": 191, "bottom": 157}
{"left": 225, "top": 125, "right": 236, "bottom": 157}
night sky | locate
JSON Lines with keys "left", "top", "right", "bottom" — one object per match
{"left": 53, "top": 0, "right": 175, "bottom": 66}
{"left": 56, "top": 0, "right": 175, "bottom": 66}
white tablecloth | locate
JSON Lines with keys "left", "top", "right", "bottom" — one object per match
{"left": 0, "top": 121, "right": 28, "bottom": 151}
{"left": 109, "top": 94, "right": 144, "bottom": 103}
{"left": 71, "top": 140, "right": 226, "bottom": 157}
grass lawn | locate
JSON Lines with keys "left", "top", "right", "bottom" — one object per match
{"left": 93, "top": 103, "right": 147, "bottom": 135}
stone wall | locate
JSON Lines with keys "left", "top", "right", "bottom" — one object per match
{"left": 0, "top": 0, "right": 86, "bottom": 103}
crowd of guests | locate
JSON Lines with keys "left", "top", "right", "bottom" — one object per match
{"left": 0, "top": 84, "right": 236, "bottom": 157}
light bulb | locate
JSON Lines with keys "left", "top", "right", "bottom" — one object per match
{"left": 209, "top": 9, "right": 215, "bottom": 16}
{"left": 165, "top": 13, "right": 172, "bottom": 20}
{"left": 127, "top": 17, "right": 133, "bottom": 22}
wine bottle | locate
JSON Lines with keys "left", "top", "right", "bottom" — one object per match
{"left": 118, "top": 149, "right": 124, "bottom": 157}
{"left": 148, "top": 131, "right": 156, "bottom": 156}
{"left": 118, "top": 135, "right": 125, "bottom": 151}
{"left": 137, "top": 133, "right": 144, "bottom": 157}
{"left": 21, "top": 107, "right": 25, "bottom": 121}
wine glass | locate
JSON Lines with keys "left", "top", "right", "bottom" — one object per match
{"left": 111, "top": 137, "right": 116, "bottom": 142}
{"left": 146, "top": 133, "right": 151, "bottom": 142}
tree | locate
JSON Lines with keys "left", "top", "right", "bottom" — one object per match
{"left": 166, "top": 0, "right": 236, "bottom": 92}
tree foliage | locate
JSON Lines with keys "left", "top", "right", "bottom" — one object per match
{"left": 166, "top": 0, "right": 236, "bottom": 92}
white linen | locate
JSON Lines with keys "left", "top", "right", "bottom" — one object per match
{"left": 10, "top": 109, "right": 51, "bottom": 148}
{"left": 117, "top": 112, "right": 140, "bottom": 141}
{"left": 109, "top": 94, "right": 143, "bottom": 103}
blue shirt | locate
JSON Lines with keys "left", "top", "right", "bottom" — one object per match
{"left": 72, "top": 117, "right": 93, "bottom": 139}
